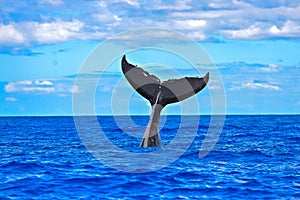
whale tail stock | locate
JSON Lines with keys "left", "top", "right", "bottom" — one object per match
{"left": 121, "top": 55, "right": 209, "bottom": 147}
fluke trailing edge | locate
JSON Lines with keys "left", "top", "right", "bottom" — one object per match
{"left": 121, "top": 55, "right": 209, "bottom": 147}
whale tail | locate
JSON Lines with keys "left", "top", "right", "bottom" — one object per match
{"left": 121, "top": 55, "right": 209, "bottom": 147}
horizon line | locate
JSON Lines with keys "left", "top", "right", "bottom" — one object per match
{"left": 0, "top": 113, "right": 299, "bottom": 117}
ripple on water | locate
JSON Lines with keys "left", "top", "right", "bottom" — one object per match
{"left": 0, "top": 115, "right": 299, "bottom": 199}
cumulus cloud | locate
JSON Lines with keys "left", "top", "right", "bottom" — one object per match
{"left": 55, "top": 84, "right": 80, "bottom": 94}
{"left": 55, "top": 84, "right": 79, "bottom": 96}
{"left": 30, "top": 19, "right": 85, "bottom": 43}
{"left": 0, "top": 24, "right": 25, "bottom": 45}
{"left": 230, "top": 80, "right": 280, "bottom": 91}
{"left": 269, "top": 20, "right": 300, "bottom": 37}
{"left": 0, "top": 19, "right": 87, "bottom": 45}
{"left": 222, "top": 23, "right": 264, "bottom": 40}
{"left": 4, "top": 80, "right": 79, "bottom": 95}
{"left": 94, "top": 14, "right": 122, "bottom": 29}
{"left": 173, "top": 19, "right": 207, "bottom": 30}
{"left": 5, "top": 80, "right": 55, "bottom": 93}
{"left": 0, "top": 19, "right": 112, "bottom": 46}
{"left": 93, "top": 1, "right": 122, "bottom": 29}
{"left": 1, "top": 0, "right": 300, "bottom": 46}
{"left": 171, "top": 3, "right": 300, "bottom": 40}
{"left": 222, "top": 20, "right": 300, "bottom": 40}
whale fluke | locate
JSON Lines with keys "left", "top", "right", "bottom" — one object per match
{"left": 121, "top": 55, "right": 209, "bottom": 147}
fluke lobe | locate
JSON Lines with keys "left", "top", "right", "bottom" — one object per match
{"left": 121, "top": 55, "right": 209, "bottom": 147}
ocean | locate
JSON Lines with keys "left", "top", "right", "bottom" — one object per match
{"left": 0, "top": 115, "right": 299, "bottom": 199}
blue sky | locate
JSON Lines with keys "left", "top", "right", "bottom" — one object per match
{"left": 0, "top": 0, "right": 300, "bottom": 116}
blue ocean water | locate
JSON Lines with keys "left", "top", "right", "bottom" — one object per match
{"left": 0, "top": 115, "right": 299, "bottom": 199}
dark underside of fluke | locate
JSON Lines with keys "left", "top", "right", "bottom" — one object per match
{"left": 121, "top": 55, "right": 209, "bottom": 147}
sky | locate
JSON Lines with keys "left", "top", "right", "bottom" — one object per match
{"left": 0, "top": 0, "right": 300, "bottom": 116}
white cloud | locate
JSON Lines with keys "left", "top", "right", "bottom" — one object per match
{"left": 108, "top": 0, "right": 140, "bottom": 7}
{"left": 5, "top": 81, "right": 55, "bottom": 93}
{"left": 0, "top": 19, "right": 87, "bottom": 45}
{"left": 173, "top": 19, "right": 207, "bottom": 30}
{"left": 4, "top": 80, "right": 78, "bottom": 95}
{"left": 5, "top": 97, "right": 17, "bottom": 102}
{"left": 269, "top": 20, "right": 300, "bottom": 37}
{"left": 93, "top": 1, "right": 123, "bottom": 29}
{"left": 232, "top": 0, "right": 251, "bottom": 8}
{"left": 208, "top": 0, "right": 244, "bottom": 9}
{"left": 39, "top": 0, "right": 64, "bottom": 6}
{"left": 0, "top": 24, "right": 25, "bottom": 44}
{"left": 110, "top": 29, "right": 186, "bottom": 44}
{"left": 172, "top": 4, "right": 300, "bottom": 21}
{"left": 55, "top": 83, "right": 80, "bottom": 94}
{"left": 18, "top": 80, "right": 33, "bottom": 85}
{"left": 69, "top": 85, "right": 79, "bottom": 93}
{"left": 185, "top": 32, "right": 207, "bottom": 41}
{"left": 150, "top": 0, "right": 192, "bottom": 10}
{"left": 230, "top": 81, "right": 280, "bottom": 91}
{"left": 221, "top": 23, "right": 265, "bottom": 40}
{"left": 108, "top": 15, "right": 122, "bottom": 28}
{"left": 23, "top": 87, "right": 55, "bottom": 93}
{"left": 1, "top": 1, "right": 300, "bottom": 46}
{"left": 121, "top": 0, "right": 140, "bottom": 7}
{"left": 93, "top": 14, "right": 115, "bottom": 23}
{"left": 171, "top": 10, "right": 239, "bottom": 19}
{"left": 30, "top": 19, "right": 84, "bottom": 43}
{"left": 221, "top": 20, "right": 300, "bottom": 40}
{"left": 171, "top": 4, "right": 300, "bottom": 40}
